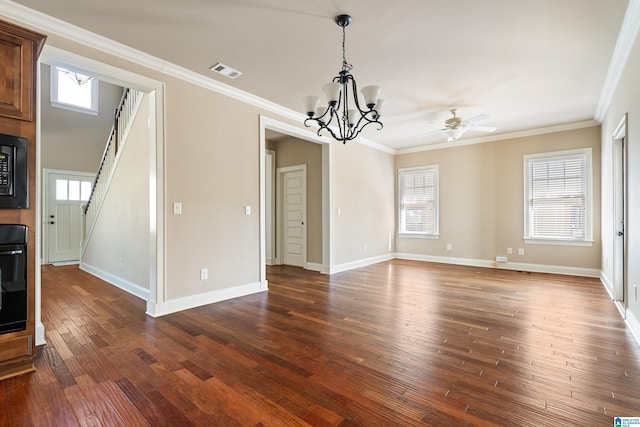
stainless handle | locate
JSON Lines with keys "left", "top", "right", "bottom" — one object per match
{"left": 0, "top": 250, "right": 23, "bottom": 256}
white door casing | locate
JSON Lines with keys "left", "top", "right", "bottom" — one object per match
{"left": 44, "top": 169, "right": 94, "bottom": 263}
{"left": 277, "top": 165, "right": 306, "bottom": 268}
{"left": 265, "top": 150, "right": 276, "bottom": 265}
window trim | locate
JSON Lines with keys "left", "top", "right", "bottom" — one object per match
{"left": 398, "top": 165, "right": 439, "bottom": 238}
{"left": 50, "top": 64, "right": 99, "bottom": 116}
{"left": 523, "top": 148, "right": 593, "bottom": 246}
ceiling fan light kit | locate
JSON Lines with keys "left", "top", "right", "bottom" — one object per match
{"left": 303, "top": 14, "right": 384, "bottom": 144}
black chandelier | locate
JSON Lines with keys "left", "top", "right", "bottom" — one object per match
{"left": 304, "top": 15, "right": 384, "bottom": 144}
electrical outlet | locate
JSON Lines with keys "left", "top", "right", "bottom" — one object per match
{"left": 446, "top": 243, "right": 452, "bottom": 251}
{"left": 200, "top": 268, "right": 208, "bottom": 280}
{"left": 518, "top": 248, "right": 525, "bottom": 256}
{"left": 507, "top": 247, "right": 513, "bottom": 255}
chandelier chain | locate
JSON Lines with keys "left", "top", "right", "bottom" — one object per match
{"left": 342, "top": 25, "right": 353, "bottom": 72}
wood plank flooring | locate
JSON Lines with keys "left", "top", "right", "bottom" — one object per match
{"left": 2, "top": 260, "right": 640, "bottom": 426}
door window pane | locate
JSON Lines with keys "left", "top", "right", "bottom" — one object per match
{"left": 68, "top": 180, "right": 80, "bottom": 201}
{"left": 81, "top": 181, "right": 92, "bottom": 201}
{"left": 56, "top": 179, "right": 68, "bottom": 201}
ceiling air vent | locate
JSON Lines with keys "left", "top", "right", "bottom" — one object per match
{"left": 210, "top": 63, "right": 242, "bottom": 79}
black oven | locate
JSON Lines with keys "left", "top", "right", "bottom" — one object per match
{"left": 0, "top": 224, "right": 27, "bottom": 335}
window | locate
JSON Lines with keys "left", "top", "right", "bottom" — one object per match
{"left": 524, "top": 148, "right": 592, "bottom": 245}
{"left": 56, "top": 179, "right": 92, "bottom": 202}
{"left": 398, "top": 165, "right": 439, "bottom": 237}
{"left": 50, "top": 65, "right": 98, "bottom": 115}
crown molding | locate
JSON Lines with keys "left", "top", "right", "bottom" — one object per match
{"left": 0, "top": 0, "right": 396, "bottom": 155}
{"left": 0, "top": 1, "right": 302, "bottom": 124}
{"left": 396, "top": 120, "right": 600, "bottom": 155}
{"left": 595, "top": 0, "right": 640, "bottom": 121}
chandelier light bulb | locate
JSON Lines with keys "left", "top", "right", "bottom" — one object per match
{"left": 303, "top": 95, "right": 320, "bottom": 117}
{"left": 322, "top": 82, "right": 342, "bottom": 107}
{"left": 361, "top": 86, "right": 381, "bottom": 109}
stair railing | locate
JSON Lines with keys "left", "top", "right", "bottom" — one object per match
{"left": 83, "top": 88, "right": 143, "bottom": 243}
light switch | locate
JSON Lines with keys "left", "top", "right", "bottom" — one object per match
{"left": 173, "top": 202, "right": 182, "bottom": 215}
{"left": 245, "top": 205, "right": 251, "bottom": 215}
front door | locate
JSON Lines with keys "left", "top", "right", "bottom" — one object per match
{"left": 280, "top": 166, "right": 306, "bottom": 267}
{"left": 45, "top": 170, "right": 94, "bottom": 263}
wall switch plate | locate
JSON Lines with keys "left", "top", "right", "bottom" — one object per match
{"left": 446, "top": 243, "right": 452, "bottom": 251}
{"left": 507, "top": 247, "right": 513, "bottom": 254}
{"left": 200, "top": 268, "right": 208, "bottom": 280}
{"left": 245, "top": 205, "right": 251, "bottom": 215}
{"left": 518, "top": 248, "right": 525, "bottom": 256}
{"left": 173, "top": 202, "right": 182, "bottom": 215}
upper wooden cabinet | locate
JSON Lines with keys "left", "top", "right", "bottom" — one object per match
{"left": 0, "top": 21, "right": 45, "bottom": 122}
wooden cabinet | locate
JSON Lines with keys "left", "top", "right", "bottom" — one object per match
{"left": 0, "top": 19, "right": 45, "bottom": 380}
{"left": 0, "top": 21, "right": 44, "bottom": 122}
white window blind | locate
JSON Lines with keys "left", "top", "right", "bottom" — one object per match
{"left": 399, "top": 166, "right": 438, "bottom": 235}
{"left": 525, "top": 149, "right": 591, "bottom": 242}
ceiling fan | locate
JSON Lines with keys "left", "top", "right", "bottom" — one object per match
{"left": 417, "top": 109, "right": 497, "bottom": 142}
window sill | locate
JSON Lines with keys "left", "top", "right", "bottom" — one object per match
{"left": 398, "top": 233, "right": 439, "bottom": 240}
{"left": 51, "top": 101, "right": 98, "bottom": 116}
{"left": 524, "top": 238, "right": 593, "bottom": 247}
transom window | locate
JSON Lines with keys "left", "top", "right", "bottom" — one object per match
{"left": 56, "top": 179, "right": 92, "bottom": 202}
{"left": 398, "top": 165, "right": 439, "bottom": 237}
{"left": 523, "top": 148, "right": 592, "bottom": 245}
{"left": 50, "top": 65, "right": 99, "bottom": 115}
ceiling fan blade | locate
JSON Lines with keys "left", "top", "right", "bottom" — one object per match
{"left": 415, "top": 127, "right": 447, "bottom": 138}
{"left": 467, "top": 125, "right": 497, "bottom": 133}
{"left": 462, "top": 114, "right": 490, "bottom": 125}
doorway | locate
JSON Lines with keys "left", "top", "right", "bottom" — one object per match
{"left": 35, "top": 45, "right": 165, "bottom": 345}
{"left": 259, "top": 116, "right": 331, "bottom": 286}
{"left": 43, "top": 169, "right": 94, "bottom": 264}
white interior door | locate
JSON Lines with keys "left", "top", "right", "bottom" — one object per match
{"left": 280, "top": 166, "right": 306, "bottom": 267}
{"left": 613, "top": 136, "right": 626, "bottom": 302}
{"left": 45, "top": 170, "right": 94, "bottom": 263}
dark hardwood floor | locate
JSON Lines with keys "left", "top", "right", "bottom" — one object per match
{"left": 2, "top": 260, "right": 640, "bottom": 426}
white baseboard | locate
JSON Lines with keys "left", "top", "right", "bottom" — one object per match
{"left": 146, "top": 280, "right": 268, "bottom": 317}
{"left": 329, "top": 253, "right": 395, "bottom": 274}
{"left": 305, "top": 262, "right": 329, "bottom": 274}
{"left": 35, "top": 321, "right": 46, "bottom": 346}
{"left": 395, "top": 253, "right": 600, "bottom": 278}
{"left": 601, "top": 271, "right": 614, "bottom": 299}
{"left": 80, "top": 262, "right": 150, "bottom": 301}
{"left": 626, "top": 309, "right": 640, "bottom": 348}
{"left": 396, "top": 253, "right": 494, "bottom": 269}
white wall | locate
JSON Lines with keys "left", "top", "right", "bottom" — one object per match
{"left": 332, "top": 141, "right": 396, "bottom": 269}
{"left": 40, "top": 64, "right": 124, "bottom": 172}
{"left": 601, "top": 22, "right": 640, "bottom": 335}
{"left": 81, "top": 94, "right": 150, "bottom": 295}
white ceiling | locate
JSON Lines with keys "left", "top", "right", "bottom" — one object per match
{"left": 9, "top": 0, "right": 631, "bottom": 151}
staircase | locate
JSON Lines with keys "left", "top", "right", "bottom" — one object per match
{"left": 82, "top": 88, "right": 144, "bottom": 250}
